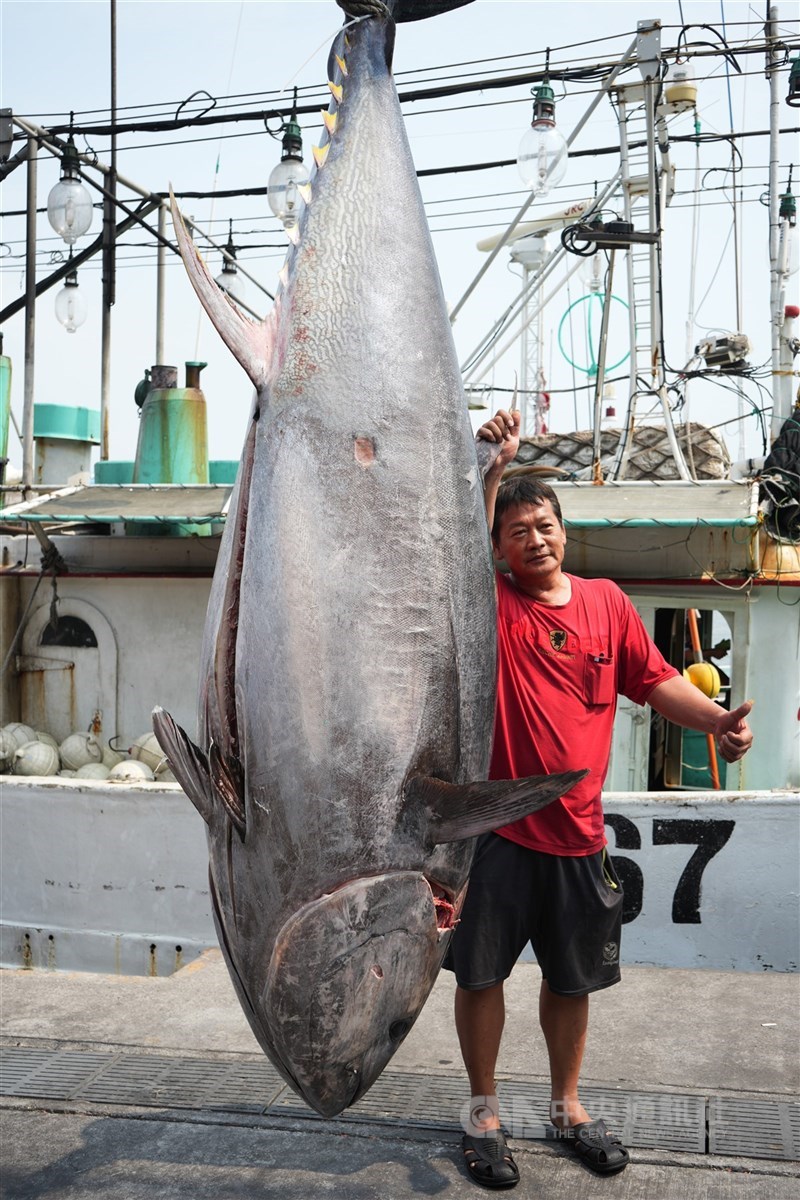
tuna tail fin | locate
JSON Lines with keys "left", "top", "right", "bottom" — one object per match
{"left": 408, "top": 769, "right": 589, "bottom": 845}
{"left": 169, "top": 189, "right": 272, "bottom": 393}
{"left": 475, "top": 436, "right": 504, "bottom": 480}
{"left": 152, "top": 706, "right": 215, "bottom": 826}
{"left": 390, "top": 0, "right": 475, "bottom": 21}
{"left": 474, "top": 374, "right": 518, "bottom": 479}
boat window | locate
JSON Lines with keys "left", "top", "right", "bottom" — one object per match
{"left": 648, "top": 607, "right": 733, "bottom": 791}
{"left": 40, "top": 616, "right": 98, "bottom": 649}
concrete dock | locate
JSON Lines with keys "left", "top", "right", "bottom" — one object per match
{"left": 1, "top": 952, "right": 798, "bottom": 1198}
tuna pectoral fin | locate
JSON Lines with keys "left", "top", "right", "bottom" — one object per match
{"left": 410, "top": 769, "right": 589, "bottom": 845}
{"left": 152, "top": 706, "right": 214, "bottom": 826}
{"left": 208, "top": 742, "right": 246, "bottom": 837}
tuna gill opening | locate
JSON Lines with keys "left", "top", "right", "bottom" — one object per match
{"left": 427, "top": 878, "right": 457, "bottom": 932}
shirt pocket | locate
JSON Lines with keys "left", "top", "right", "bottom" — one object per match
{"left": 584, "top": 652, "right": 616, "bottom": 706}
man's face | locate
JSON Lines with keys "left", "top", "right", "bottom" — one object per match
{"left": 493, "top": 500, "right": 567, "bottom": 587}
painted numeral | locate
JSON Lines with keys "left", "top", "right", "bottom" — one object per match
{"left": 604, "top": 813, "right": 644, "bottom": 924}
{"left": 652, "top": 818, "right": 735, "bottom": 924}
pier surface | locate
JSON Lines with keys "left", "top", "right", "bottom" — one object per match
{"left": 2, "top": 951, "right": 798, "bottom": 1198}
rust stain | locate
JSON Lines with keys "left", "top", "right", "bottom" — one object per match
{"left": 174, "top": 944, "right": 184, "bottom": 972}
{"left": 21, "top": 670, "right": 46, "bottom": 732}
{"left": 149, "top": 942, "right": 158, "bottom": 977}
{"left": 68, "top": 664, "right": 77, "bottom": 731}
{"left": 21, "top": 933, "right": 32, "bottom": 970}
{"left": 47, "top": 934, "right": 56, "bottom": 970}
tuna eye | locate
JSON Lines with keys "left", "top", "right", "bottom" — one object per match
{"left": 389, "top": 1018, "right": 411, "bottom": 1043}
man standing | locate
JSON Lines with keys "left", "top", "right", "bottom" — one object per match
{"left": 449, "top": 409, "right": 753, "bottom": 1190}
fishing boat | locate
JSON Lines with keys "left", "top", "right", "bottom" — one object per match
{"left": 1, "top": 7, "right": 798, "bottom": 982}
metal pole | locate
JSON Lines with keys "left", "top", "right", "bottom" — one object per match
{"left": 13, "top": 117, "right": 273, "bottom": 303}
{"left": 609, "top": 87, "right": 639, "bottom": 481}
{"left": 461, "top": 169, "right": 624, "bottom": 381}
{"left": 468, "top": 253, "right": 585, "bottom": 385}
{"left": 591, "top": 249, "right": 617, "bottom": 482}
{"left": 448, "top": 35, "right": 640, "bottom": 326}
{"left": 100, "top": 0, "right": 117, "bottom": 461}
{"left": 767, "top": 4, "right": 784, "bottom": 441}
{"left": 22, "top": 135, "right": 37, "bottom": 491}
{"left": 156, "top": 203, "right": 166, "bottom": 362}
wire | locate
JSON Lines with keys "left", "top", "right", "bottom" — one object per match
{"left": 11, "top": 28, "right": 797, "bottom": 143}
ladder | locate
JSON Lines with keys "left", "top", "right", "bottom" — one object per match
{"left": 610, "top": 20, "right": 690, "bottom": 480}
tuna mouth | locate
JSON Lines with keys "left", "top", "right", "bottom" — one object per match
{"left": 426, "top": 878, "right": 457, "bottom": 932}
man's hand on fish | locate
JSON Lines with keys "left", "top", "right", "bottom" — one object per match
{"left": 478, "top": 408, "right": 521, "bottom": 472}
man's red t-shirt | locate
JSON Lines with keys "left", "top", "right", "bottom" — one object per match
{"left": 491, "top": 571, "right": 677, "bottom": 856}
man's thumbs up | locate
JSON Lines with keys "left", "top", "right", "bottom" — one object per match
{"left": 714, "top": 700, "right": 754, "bottom": 763}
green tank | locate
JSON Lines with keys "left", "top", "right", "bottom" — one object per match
{"left": 131, "top": 362, "right": 210, "bottom": 536}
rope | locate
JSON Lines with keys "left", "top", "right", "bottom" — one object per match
{"left": 335, "top": 0, "right": 391, "bottom": 19}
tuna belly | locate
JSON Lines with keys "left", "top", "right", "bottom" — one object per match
{"left": 263, "top": 872, "right": 448, "bottom": 1117}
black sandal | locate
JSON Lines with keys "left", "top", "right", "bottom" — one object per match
{"left": 548, "top": 1118, "right": 630, "bottom": 1175}
{"left": 461, "top": 1129, "right": 520, "bottom": 1190}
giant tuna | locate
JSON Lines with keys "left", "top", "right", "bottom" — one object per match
{"left": 153, "top": 0, "right": 585, "bottom": 1117}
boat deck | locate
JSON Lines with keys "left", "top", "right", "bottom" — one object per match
{"left": 2, "top": 952, "right": 798, "bottom": 1198}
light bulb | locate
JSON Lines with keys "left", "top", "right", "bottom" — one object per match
{"left": 215, "top": 261, "right": 248, "bottom": 307}
{"left": 268, "top": 155, "right": 310, "bottom": 228}
{"left": 517, "top": 120, "right": 568, "bottom": 197}
{"left": 47, "top": 142, "right": 94, "bottom": 245}
{"left": 47, "top": 177, "right": 94, "bottom": 245}
{"left": 581, "top": 251, "right": 604, "bottom": 293}
{"left": 54, "top": 274, "right": 87, "bottom": 333}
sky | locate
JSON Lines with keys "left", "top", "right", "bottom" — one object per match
{"left": 1, "top": 0, "right": 798, "bottom": 470}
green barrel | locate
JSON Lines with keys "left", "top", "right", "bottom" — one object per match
{"left": 130, "top": 362, "right": 210, "bottom": 536}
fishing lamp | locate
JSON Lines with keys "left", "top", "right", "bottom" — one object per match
{"left": 268, "top": 93, "right": 310, "bottom": 229}
{"left": 780, "top": 171, "right": 796, "bottom": 228}
{"left": 787, "top": 55, "right": 800, "bottom": 107}
{"left": 517, "top": 77, "right": 568, "bottom": 198}
{"left": 47, "top": 136, "right": 93, "bottom": 245}
{"left": 664, "top": 59, "right": 697, "bottom": 112}
{"left": 214, "top": 221, "right": 245, "bottom": 303}
{"left": 54, "top": 254, "right": 88, "bottom": 333}
{"left": 581, "top": 250, "right": 604, "bottom": 294}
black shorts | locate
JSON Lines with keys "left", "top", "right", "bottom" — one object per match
{"left": 443, "top": 833, "right": 624, "bottom": 997}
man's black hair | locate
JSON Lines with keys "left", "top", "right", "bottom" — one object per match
{"left": 492, "top": 476, "right": 564, "bottom": 542}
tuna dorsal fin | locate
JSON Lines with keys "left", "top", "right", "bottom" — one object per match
{"left": 169, "top": 190, "right": 271, "bottom": 393}
{"left": 407, "top": 769, "right": 588, "bottom": 845}
{"left": 152, "top": 706, "right": 214, "bottom": 825}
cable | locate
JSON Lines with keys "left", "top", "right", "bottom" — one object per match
{"left": 11, "top": 29, "right": 797, "bottom": 143}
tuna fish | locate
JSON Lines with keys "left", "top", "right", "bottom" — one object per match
{"left": 153, "top": 0, "right": 585, "bottom": 1117}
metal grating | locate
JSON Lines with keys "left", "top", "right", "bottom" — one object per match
{"left": 498, "top": 1081, "right": 707, "bottom": 1153}
{"left": 0, "top": 1047, "right": 283, "bottom": 1112}
{"left": 0, "top": 483, "right": 234, "bottom": 525}
{"left": 0, "top": 1048, "right": 114, "bottom": 1099}
{"left": 274, "top": 1069, "right": 463, "bottom": 1127}
{"left": 274, "top": 1072, "right": 707, "bottom": 1153}
{"left": 1, "top": 1046, "right": 797, "bottom": 1162}
{"left": 709, "top": 1097, "right": 800, "bottom": 1162}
